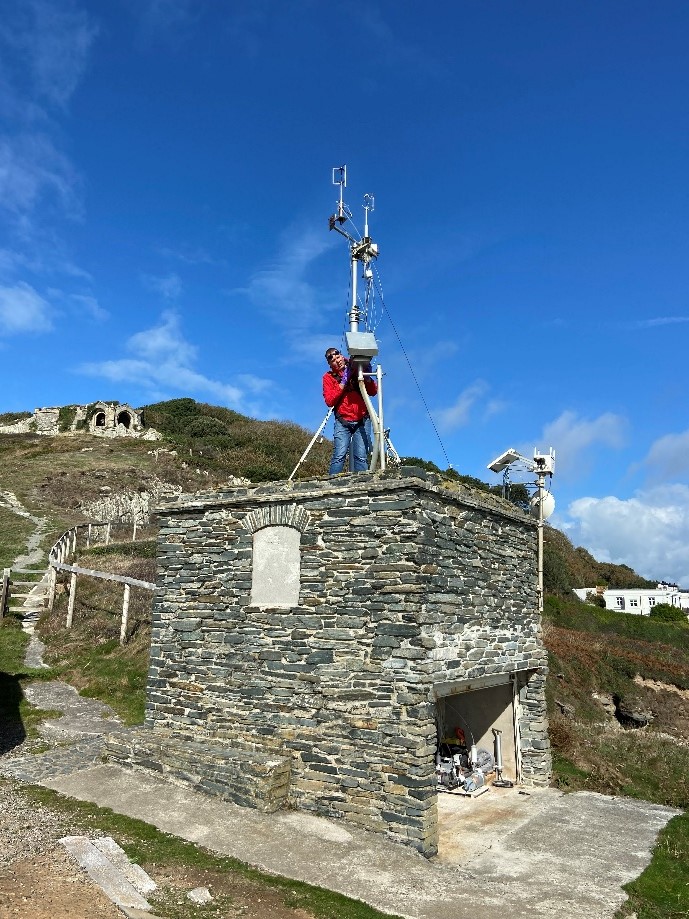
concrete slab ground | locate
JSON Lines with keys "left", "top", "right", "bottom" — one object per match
{"left": 43, "top": 764, "right": 679, "bottom": 919}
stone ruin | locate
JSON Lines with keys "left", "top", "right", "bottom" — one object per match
{"left": 0, "top": 401, "right": 161, "bottom": 440}
{"left": 106, "top": 467, "right": 551, "bottom": 857}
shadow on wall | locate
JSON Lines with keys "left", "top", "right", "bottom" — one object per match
{"left": 0, "top": 672, "right": 27, "bottom": 754}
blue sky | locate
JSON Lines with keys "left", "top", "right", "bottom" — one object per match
{"left": 1, "top": 1, "right": 689, "bottom": 586}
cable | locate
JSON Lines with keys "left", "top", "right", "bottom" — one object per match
{"left": 373, "top": 265, "right": 454, "bottom": 470}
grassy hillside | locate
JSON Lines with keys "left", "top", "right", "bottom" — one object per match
{"left": 142, "top": 398, "right": 331, "bottom": 481}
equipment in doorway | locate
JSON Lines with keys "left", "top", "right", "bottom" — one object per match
{"left": 491, "top": 728, "right": 514, "bottom": 789}
{"left": 435, "top": 725, "right": 496, "bottom": 796}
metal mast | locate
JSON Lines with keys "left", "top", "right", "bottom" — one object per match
{"left": 328, "top": 166, "right": 394, "bottom": 473}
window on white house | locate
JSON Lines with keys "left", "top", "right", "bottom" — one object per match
{"left": 649, "top": 597, "right": 656, "bottom": 606}
{"left": 630, "top": 599, "right": 638, "bottom": 607}
{"left": 616, "top": 596, "right": 624, "bottom": 608}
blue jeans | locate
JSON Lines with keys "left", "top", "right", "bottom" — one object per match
{"left": 329, "top": 416, "right": 370, "bottom": 474}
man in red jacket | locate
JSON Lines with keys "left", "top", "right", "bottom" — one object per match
{"left": 323, "top": 347, "right": 378, "bottom": 474}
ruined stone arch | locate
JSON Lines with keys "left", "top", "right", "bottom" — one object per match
{"left": 117, "top": 410, "right": 132, "bottom": 429}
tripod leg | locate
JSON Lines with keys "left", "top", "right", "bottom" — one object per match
{"left": 288, "top": 408, "right": 333, "bottom": 482}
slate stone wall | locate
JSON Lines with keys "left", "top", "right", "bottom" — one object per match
{"left": 145, "top": 469, "right": 550, "bottom": 855}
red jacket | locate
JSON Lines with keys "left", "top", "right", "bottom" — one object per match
{"left": 323, "top": 367, "right": 378, "bottom": 422}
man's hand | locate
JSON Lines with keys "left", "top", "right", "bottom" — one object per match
{"left": 340, "top": 366, "right": 350, "bottom": 387}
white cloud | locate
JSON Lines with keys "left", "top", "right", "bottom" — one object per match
{"left": 0, "top": 281, "right": 53, "bottom": 334}
{"left": 563, "top": 485, "right": 689, "bottom": 587}
{"left": 642, "top": 429, "right": 689, "bottom": 483}
{"left": 0, "top": 1, "right": 97, "bottom": 111}
{"left": 628, "top": 317, "right": 689, "bottom": 329}
{"left": 0, "top": 132, "right": 80, "bottom": 220}
{"left": 435, "top": 380, "right": 489, "bottom": 431}
{"left": 537, "top": 410, "right": 627, "bottom": 480}
{"left": 77, "top": 311, "right": 271, "bottom": 411}
{"left": 132, "top": 0, "right": 198, "bottom": 40}
{"left": 143, "top": 272, "right": 183, "bottom": 301}
{"left": 70, "top": 293, "right": 107, "bottom": 321}
{"left": 24, "top": 0, "right": 98, "bottom": 108}
{"left": 0, "top": 2, "right": 95, "bottom": 294}
{"left": 156, "top": 243, "right": 222, "bottom": 266}
{"left": 358, "top": 7, "right": 440, "bottom": 76}
{"left": 237, "top": 227, "right": 335, "bottom": 334}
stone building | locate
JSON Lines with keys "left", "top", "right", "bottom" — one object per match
{"left": 77, "top": 401, "right": 144, "bottom": 435}
{"left": 107, "top": 467, "right": 550, "bottom": 857}
{"left": 0, "top": 401, "right": 160, "bottom": 439}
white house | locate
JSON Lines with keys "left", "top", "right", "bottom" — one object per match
{"left": 573, "top": 583, "right": 689, "bottom": 616}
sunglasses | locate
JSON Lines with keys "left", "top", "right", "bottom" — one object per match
{"left": 326, "top": 351, "right": 341, "bottom": 362}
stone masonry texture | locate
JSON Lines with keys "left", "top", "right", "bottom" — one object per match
{"left": 136, "top": 467, "right": 550, "bottom": 856}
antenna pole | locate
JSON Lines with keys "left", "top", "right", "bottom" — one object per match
{"left": 536, "top": 469, "right": 545, "bottom": 617}
{"left": 350, "top": 254, "right": 359, "bottom": 331}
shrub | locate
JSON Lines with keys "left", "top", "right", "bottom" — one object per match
{"left": 0, "top": 411, "right": 32, "bottom": 425}
{"left": 650, "top": 602, "right": 687, "bottom": 623}
{"left": 186, "top": 416, "right": 229, "bottom": 437}
{"left": 58, "top": 405, "right": 78, "bottom": 432}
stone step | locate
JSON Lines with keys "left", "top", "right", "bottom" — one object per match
{"left": 104, "top": 728, "right": 291, "bottom": 814}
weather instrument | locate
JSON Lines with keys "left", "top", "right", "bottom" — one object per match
{"left": 288, "top": 167, "right": 400, "bottom": 481}
{"left": 487, "top": 447, "right": 556, "bottom": 615}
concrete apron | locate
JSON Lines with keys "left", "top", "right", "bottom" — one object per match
{"left": 42, "top": 764, "right": 679, "bottom": 919}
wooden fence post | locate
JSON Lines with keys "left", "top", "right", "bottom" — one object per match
{"left": 87, "top": 524, "right": 92, "bottom": 549}
{"left": 0, "top": 569, "right": 10, "bottom": 620}
{"left": 120, "top": 584, "right": 131, "bottom": 645}
{"left": 66, "top": 572, "right": 77, "bottom": 628}
{"left": 132, "top": 520, "right": 137, "bottom": 542}
{"left": 105, "top": 522, "right": 111, "bottom": 545}
{"left": 47, "top": 566, "right": 57, "bottom": 612}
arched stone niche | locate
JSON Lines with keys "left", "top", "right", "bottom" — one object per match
{"left": 242, "top": 504, "right": 311, "bottom": 608}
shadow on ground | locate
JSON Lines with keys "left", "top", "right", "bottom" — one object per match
{"left": 0, "top": 672, "right": 27, "bottom": 753}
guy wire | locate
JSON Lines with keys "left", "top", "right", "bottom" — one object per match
{"left": 373, "top": 266, "right": 454, "bottom": 470}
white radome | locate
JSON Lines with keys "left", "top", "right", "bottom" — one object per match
{"left": 530, "top": 492, "right": 555, "bottom": 520}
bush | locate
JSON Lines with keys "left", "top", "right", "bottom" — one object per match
{"left": 186, "top": 416, "right": 229, "bottom": 437}
{"left": 0, "top": 411, "right": 31, "bottom": 425}
{"left": 58, "top": 405, "right": 78, "bottom": 432}
{"left": 651, "top": 602, "right": 687, "bottom": 623}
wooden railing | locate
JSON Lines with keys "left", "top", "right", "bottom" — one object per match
{"left": 47, "top": 521, "right": 156, "bottom": 644}
{"left": 0, "top": 568, "right": 9, "bottom": 620}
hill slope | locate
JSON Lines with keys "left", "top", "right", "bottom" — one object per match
{"left": 0, "top": 398, "right": 669, "bottom": 592}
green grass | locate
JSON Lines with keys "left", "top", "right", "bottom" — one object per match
{"left": 83, "top": 539, "right": 157, "bottom": 559}
{"left": 545, "top": 595, "right": 689, "bottom": 652}
{"left": 550, "top": 751, "right": 591, "bottom": 790}
{"left": 0, "top": 505, "right": 35, "bottom": 570}
{"left": 52, "top": 637, "right": 148, "bottom": 724}
{"left": 0, "top": 614, "right": 30, "bottom": 673}
{"left": 18, "top": 784, "right": 402, "bottom": 919}
{"left": 0, "top": 616, "right": 61, "bottom": 740}
{"left": 618, "top": 813, "right": 689, "bottom": 919}
{"left": 40, "top": 552, "right": 154, "bottom": 724}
